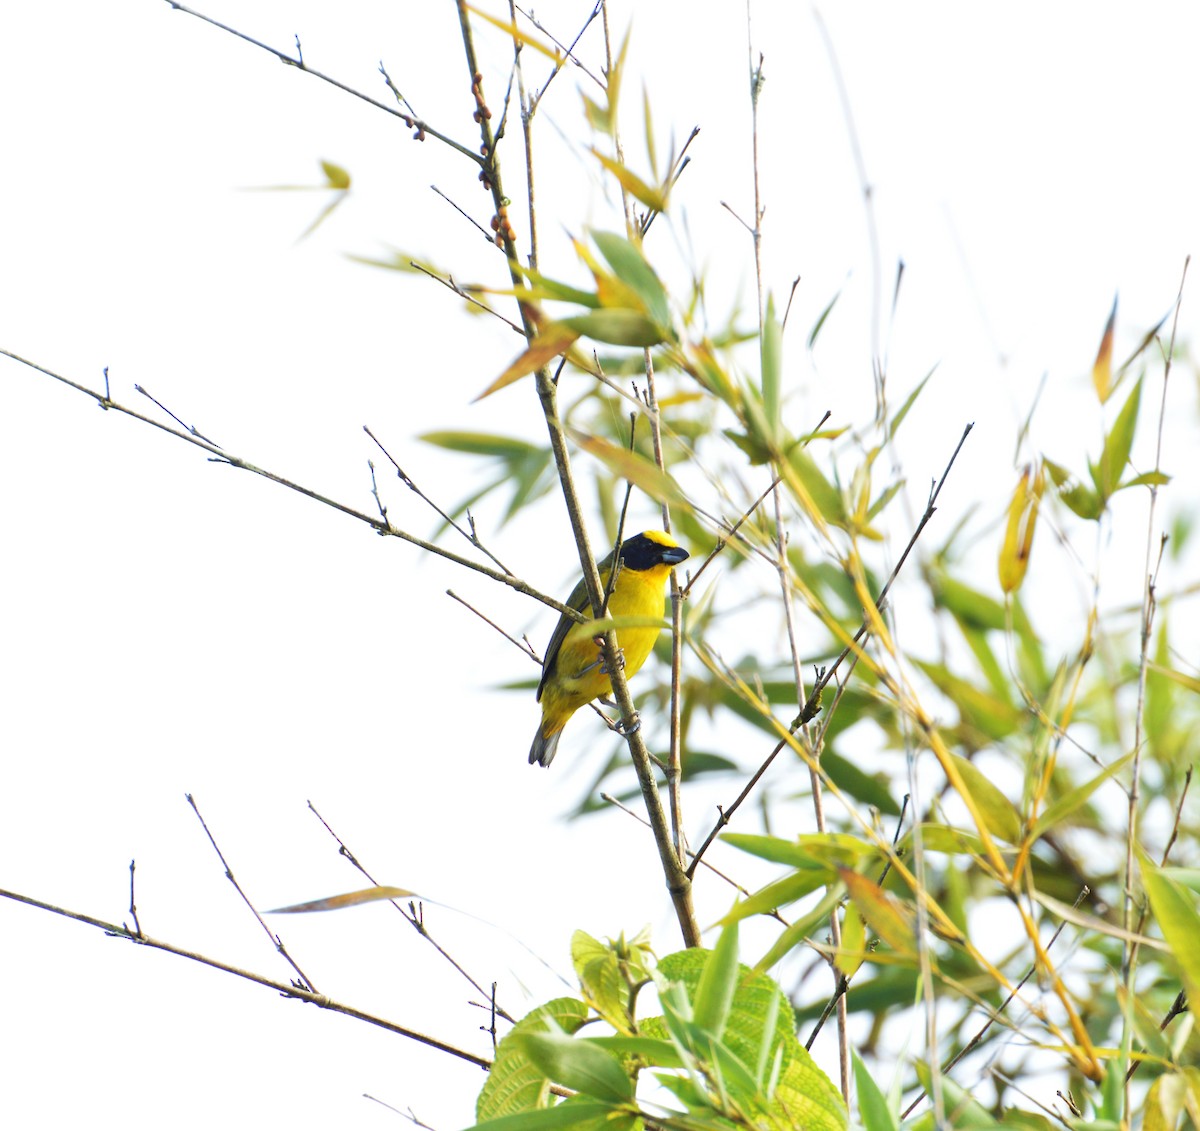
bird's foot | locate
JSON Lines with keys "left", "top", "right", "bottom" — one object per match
{"left": 615, "top": 712, "right": 641, "bottom": 737}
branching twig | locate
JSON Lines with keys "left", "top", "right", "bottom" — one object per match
{"left": 0, "top": 886, "right": 491, "bottom": 1070}
{"left": 363, "top": 425, "right": 514, "bottom": 575}
{"left": 0, "top": 350, "right": 582, "bottom": 622}
{"left": 187, "top": 794, "right": 319, "bottom": 993}
{"left": 163, "top": 2, "right": 483, "bottom": 164}
{"left": 305, "top": 802, "right": 515, "bottom": 1023}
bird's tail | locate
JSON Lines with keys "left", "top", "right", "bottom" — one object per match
{"left": 528, "top": 726, "right": 562, "bottom": 768}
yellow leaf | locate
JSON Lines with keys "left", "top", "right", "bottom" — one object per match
{"left": 839, "top": 868, "right": 918, "bottom": 959}
{"left": 320, "top": 160, "right": 351, "bottom": 190}
{"left": 464, "top": 4, "right": 561, "bottom": 60}
{"left": 590, "top": 150, "right": 668, "bottom": 212}
{"left": 1092, "top": 295, "right": 1117, "bottom": 402}
{"left": 473, "top": 325, "right": 581, "bottom": 401}
{"left": 998, "top": 462, "right": 1045, "bottom": 594}
{"left": 268, "top": 885, "right": 416, "bottom": 914}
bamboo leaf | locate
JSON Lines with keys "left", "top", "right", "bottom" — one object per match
{"left": 475, "top": 326, "right": 581, "bottom": 400}
{"left": 590, "top": 230, "right": 670, "bottom": 327}
{"left": 1098, "top": 373, "right": 1144, "bottom": 498}
{"left": 570, "top": 430, "right": 690, "bottom": 509}
{"left": 591, "top": 150, "right": 668, "bottom": 213}
{"left": 267, "top": 885, "right": 416, "bottom": 913}
{"left": 1092, "top": 295, "right": 1117, "bottom": 402}
{"left": 1140, "top": 852, "right": 1200, "bottom": 997}
{"left": 516, "top": 1031, "right": 634, "bottom": 1104}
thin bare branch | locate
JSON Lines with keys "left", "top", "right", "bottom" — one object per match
{"left": 0, "top": 885, "right": 491, "bottom": 1070}
{"left": 187, "top": 794, "right": 319, "bottom": 993}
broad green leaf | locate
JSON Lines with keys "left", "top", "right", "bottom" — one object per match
{"left": 571, "top": 931, "right": 632, "bottom": 1033}
{"left": 1029, "top": 752, "right": 1134, "bottom": 841}
{"left": 477, "top": 998, "right": 590, "bottom": 1119}
{"left": 1098, "top": 373, "right": 1143, "bottom": 498}
{"left": 471, "top": 1099, "right": 620, "bottom": 1131}
{"left": 853, "top": 1049, "right": 898, "bottom": 1131}
{"left": 774, "top": 1044, "right": 849, "bottom": 1131}
{"left": 1141, "top": 852, "right": 1200, "bottom": 997}
{"left": 586, "top": 1035, "right": 683, "bottom": 1067}
{"left": 561, "top": 308, "right": 666, "bottom": 347}
{"left": 946, "top": 753, "right": 1022, "bottom": 843}
{"left": 516, "top": 1031, "right": 634, "bottom": 1104}
{"left": 692, "top": 921, "right": 739, "bottom": 1037}
{"left": 1092, "top": 295, "right": 1117, "bottom": 402}
{"left": 591, "top": 231, "right": 670, "bottom": 327}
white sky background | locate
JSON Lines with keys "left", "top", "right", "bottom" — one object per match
{"left": 2, "top": 2, "right": 1198, "bottom": 1128}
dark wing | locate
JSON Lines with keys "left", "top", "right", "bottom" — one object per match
{"left": 536, "top": 545, "right": 618, "bottom": 700}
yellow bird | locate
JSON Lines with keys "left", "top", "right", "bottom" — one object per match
{"left": 530, "top": 530, "right": 690, "bottom": 767}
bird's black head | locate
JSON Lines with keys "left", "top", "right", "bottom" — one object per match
{"left": 619, "top": 530, "right": 690, "bottom": 571}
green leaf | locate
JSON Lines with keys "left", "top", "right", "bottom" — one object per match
{"left": 754, "top": 888, "right": 843, "bottom": 973}
{"left": 1029, "top": 752, "right": 1134, "bottom": 841}
{"left": 946, "top": 753, "right": 1022, "bottom": 843}
{"left": 477, "top": 998, "right": 590, "bottom": 1119}
{"left": 853, "top": 1049, "right": 898, "bottom": 1131}
{"left": 569, "top": 430, "right": 690, "bottom": 510}
{"left": 1098, "top": 374, "right": 1143, "bottom": 498}
{"left": 1141, "top": 852, "right": 1200, "bottom": 997}
{"left": 570, "top": 931, "right": 630, "bottom": 1033}
{"left": 774, "top": 1043, "right": 849, "bottom": 1131}
{"left": 807, "top": 288, "right": 841, "bottom": 349}
{"left": 692, "top": 922, "right": 739, "bottom": 1037}
{"left": 561, "top": 308, "right": 667, "bottom": 348}
{"left": 912, "top": 1063, "right": 1002, "bottom": 1129}
{"left": 420, "top": 431, "right": 543, "bottom": 458}
{"left": 785, "top": 446, "right": 846, "bottom": 527}
{"left": 889, "top": 366, "right": 935, "bottom": 440}
{"left": 591, "top": 231, "right": 670, "bottom": 327}
{"left": 470, "top": 1098, "right": 621, "bottom": 1131}
{"left": 760, "top": 293, "right": 783, "bottom": 441}
{"left": 1044, "top": 458, "right": 1103, "bottom": 520}
{"left": 719, "top": 867, "right": 831, "bottom": 925}
{"left": 516, "top": 1031, "right": 634, "bottom": 1104}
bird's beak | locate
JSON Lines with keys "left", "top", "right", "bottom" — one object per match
{"left": 662, "top": 546, "right": 690, "bottom": 566}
